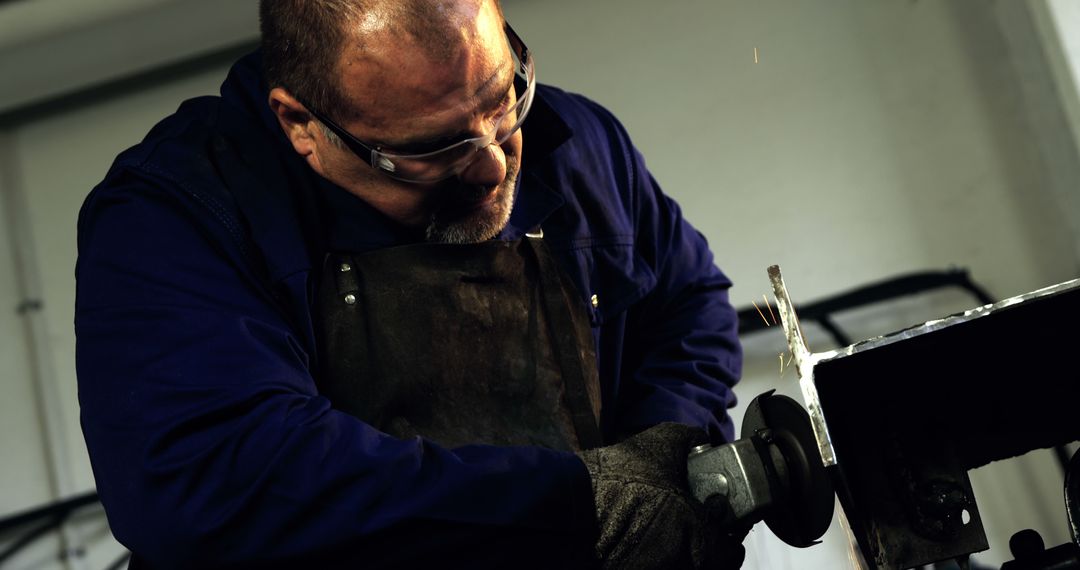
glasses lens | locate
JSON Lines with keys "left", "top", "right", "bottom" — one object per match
{"left": 380, "top": 144, "right": 478, "bottom": 182}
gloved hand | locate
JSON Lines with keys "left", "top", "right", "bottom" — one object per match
{"left": 577, "top": 423, "right": 746, "bottom": 569}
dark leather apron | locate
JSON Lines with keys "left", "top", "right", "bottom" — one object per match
{"left": 314, "top": 233, "right": 603, "bottom": 451}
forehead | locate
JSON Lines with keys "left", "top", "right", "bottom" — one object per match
{"left": 334, "top": 1, "right": 511, "bottom": 135}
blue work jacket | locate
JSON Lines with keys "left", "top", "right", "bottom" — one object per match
{"left": 75, "top": 52, "right": 741, "bottom": 568}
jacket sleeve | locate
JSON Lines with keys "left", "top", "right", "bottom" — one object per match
{"left": 567, "top": 97, "right": 743, "bottom": 444}
{"left": 75, "top": 172, "right": 596, "bottom": 568}
{"left": 620, "top": 159, "right": 743, "bottom": 444}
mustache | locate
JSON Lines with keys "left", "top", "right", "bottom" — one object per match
{"left": 442, "top": 182, "right": 492, "bottom": 202}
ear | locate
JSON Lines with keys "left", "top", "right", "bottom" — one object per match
{"left": 268, "top": 87, "right": 319, "bottom": 158}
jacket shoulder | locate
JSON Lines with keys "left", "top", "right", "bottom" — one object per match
{"left": 536, "top": 85, "right": 633, "bottom": 155}
{"left": 80, "top": 95, "right": 251, "bottom": 259}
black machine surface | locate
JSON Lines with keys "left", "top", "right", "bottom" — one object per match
{"left": 768, "top": 269, "right": 1080, "bottom": 569}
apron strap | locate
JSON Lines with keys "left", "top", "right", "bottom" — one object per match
{"left": 525, "top": 234, "right": 604, "bottom": 449}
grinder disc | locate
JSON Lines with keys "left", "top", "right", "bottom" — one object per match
{"left": 742, "top": 391, "right": 834, "bottom": 547}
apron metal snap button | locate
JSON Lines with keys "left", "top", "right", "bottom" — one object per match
{"left": 344, "top": 293, "right": 357, "bottom": 305}
{"left": 591, "top": 294, "right": 599, "bottom": 309}
{"left": 340, "top": 263, "right": 352, "bottom": 272}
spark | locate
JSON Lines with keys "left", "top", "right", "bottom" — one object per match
{"left": 754, "top": 47, "right": 759, "bottom": 64}
{"left": 779, "top": 352, "right": 795, "bottom": 377}
{"left": 751, "top": 300, "right": 771, "bottom": 327}
{"left": 763, "top": 294, "right": 778, "bottom": 325}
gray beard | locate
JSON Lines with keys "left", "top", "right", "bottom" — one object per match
{"left": 425, "top": 159, "right": 519, "bottom": 244}
{"left": 424, "top": 184, "right": 515, "bottom": 244}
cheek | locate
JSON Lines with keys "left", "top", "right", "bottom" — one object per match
{"left": 505, "top": 129, "right": 524, "bottom": 160}
{"left": 321, "top": 145, "right": 368, "bottom": 182}
{"left": 505, "top": 134, "right": 523, "bottom": 179}
{"left": 494, "top": 132, "right": 523, "bottom": 182}
{"left": 333, "top": 161, "right": 436, "bottom": 225}
{"left": 374, "top": 185, "right": 438, "bottom": 227}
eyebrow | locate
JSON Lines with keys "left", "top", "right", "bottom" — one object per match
{"left": 382, "top": 62, "right": 515, "bottom": 153}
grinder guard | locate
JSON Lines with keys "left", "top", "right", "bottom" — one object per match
{"left": 687, "top": 391, "right": 835, "bottom": 548}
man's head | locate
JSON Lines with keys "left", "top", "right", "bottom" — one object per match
{"left": 261, "top": 0, "right": 526, "bottom": 244}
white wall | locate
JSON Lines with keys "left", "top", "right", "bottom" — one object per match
{"left": 506, "top": 0, "right": 1078, "bottom": 301}
{"left": 0, "top": 0, "right": 258, "bottom": 112}
{"left": 1, "top": 0, "right": 1079, "bottom": 568}
{"left": 504, "top": 0, "right": 1079, "bottom": 567}
{"left": 1045, "top": 0, "right": 1080, "bottom": 170}
{"left": 1, "top": 67, "right": 232, "bottom": 570}
{"left": 0, "top": 134, "right": 62, "bottom": 569}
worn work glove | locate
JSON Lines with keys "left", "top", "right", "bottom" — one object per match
{"left": 578, "top": 423, "right": 747, "bottom": 569}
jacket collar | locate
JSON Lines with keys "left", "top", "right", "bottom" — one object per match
{"left": 500, "top": 92, "right": 572, "bottom": 241}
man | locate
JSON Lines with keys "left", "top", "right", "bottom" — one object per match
{"left": 75, "top": 0, "right": 743, "bottom": 567}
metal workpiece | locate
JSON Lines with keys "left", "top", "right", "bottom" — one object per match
{"left": 807, "top": 276, "right": 1080, "bottom": 376}
{"left": 768, "top": 265, "right": 838, "bottom": 468}
{"left": 911, "top": 477, "right": 972, "bottom": 541}
{"left": 766, "top": 265, "right": 809, "bottom": 362}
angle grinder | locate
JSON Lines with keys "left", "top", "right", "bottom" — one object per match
{"left": 687, "top": 390, "right": 835, "bottom": 547}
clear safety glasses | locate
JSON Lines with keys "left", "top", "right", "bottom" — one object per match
{"left": 306, "top": 23, "right": 536, "bottom": 184}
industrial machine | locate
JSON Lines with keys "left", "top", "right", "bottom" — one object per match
{"left": 690, "top": 267, "right": 1080, "bottom": 569}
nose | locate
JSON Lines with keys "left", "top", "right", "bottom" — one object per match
{"left": 456, "top": 142, "right": 507, "bottom": 188}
